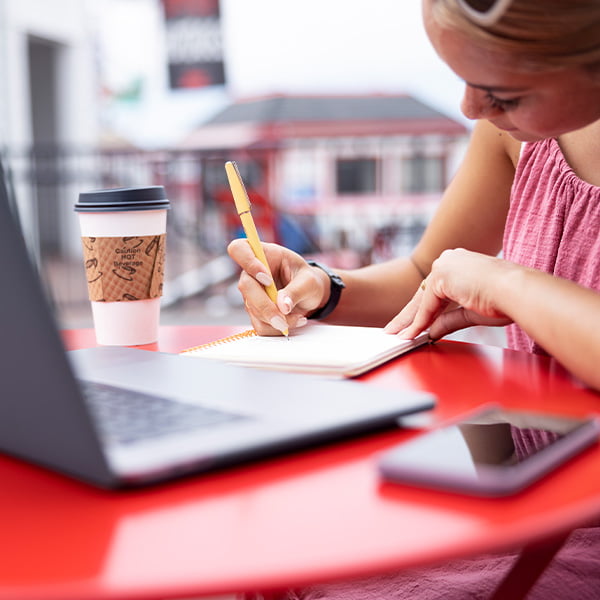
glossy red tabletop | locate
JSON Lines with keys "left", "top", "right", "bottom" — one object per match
{"left": 1, "top": 326, "right": 599, "bottom": 600}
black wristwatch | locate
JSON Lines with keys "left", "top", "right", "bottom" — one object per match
{"left": 306, "top": 260, "right": 346, "bottom": 320}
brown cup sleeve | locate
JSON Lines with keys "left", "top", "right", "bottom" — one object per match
{"left": 80, "top": 234, "right": 166, "bottom": 302}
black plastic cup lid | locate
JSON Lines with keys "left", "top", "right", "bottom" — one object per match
{"left": 74, "top": 186, "right": 170, "bottom": 212}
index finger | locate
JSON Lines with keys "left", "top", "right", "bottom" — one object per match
{"left": 227, "top": 238, "right": 274, "bottom": 288}
{"left": 398, "top": 286, "right": 449, "bottom": 339}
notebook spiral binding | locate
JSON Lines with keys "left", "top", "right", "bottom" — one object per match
{"left": 181, "top": 329, "right": 257, "bottom": 353}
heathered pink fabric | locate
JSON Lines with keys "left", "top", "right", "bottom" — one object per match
{"left": 503, "top": 138, "right": 600, "bottom": 354}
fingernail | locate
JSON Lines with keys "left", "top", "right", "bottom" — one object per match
{"left": 256, "top": 272, "right": 272, "bottom": 287}
{"left": 397, "top": 327, "right": 415, "bottom": 340}
{"left": 383, "top": 321, "right": 400, "bottom": 333}
{"left": 281, "top": 295, "right": 293, "bottom": 314}
{"left": 270, "top": 315, "right": 289, "bottom": 333}
{"left": 296, "top": 316, "right": 308, "bottom": 327}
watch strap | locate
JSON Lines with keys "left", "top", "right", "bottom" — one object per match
{"left": 306, "top": 260, "right": 345, "bottom": 320}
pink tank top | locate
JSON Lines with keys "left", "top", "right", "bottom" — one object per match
{"left": 503, "top": 138, "right": 600, "bottom": 354}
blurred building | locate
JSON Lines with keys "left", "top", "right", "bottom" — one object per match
{"left": 0, "top": 1, "right": 469, "bottom": 321}
{"left": 181, "top": 93, "right": 468, "bottom": 266}
{"left": 0, "top": 0, "right": 101, "bottom": 261}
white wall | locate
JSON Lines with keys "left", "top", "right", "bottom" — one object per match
{"left": 0, "top": 0, "right": 100, "bottom": 257}
{"left": 0, "top": 0, "right": 99, "bottom": 147}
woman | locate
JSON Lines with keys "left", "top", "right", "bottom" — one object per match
{"left": 228, "top": 0, "right": 600, "bottom": 391}
{"left": 232, "top": 1, "right": 600, "bottom": 597}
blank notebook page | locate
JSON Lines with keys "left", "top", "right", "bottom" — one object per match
{"left": 181, "top": 323, "right": 429, "bottom": 377}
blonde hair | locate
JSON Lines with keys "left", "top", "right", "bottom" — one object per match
{"left": 432, "top": 0, "right": 600, "bottom": 70}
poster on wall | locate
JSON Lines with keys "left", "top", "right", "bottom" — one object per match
{"left": 162, "top": 0, "right": 225, "bottom": 89}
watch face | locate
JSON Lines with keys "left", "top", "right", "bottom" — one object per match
{"left": 332, "top": 275, "right": 345, "bottom": 288}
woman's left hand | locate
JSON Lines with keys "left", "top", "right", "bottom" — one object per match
{"left": 384, "top": 248, "right": 514, "bottom": 340}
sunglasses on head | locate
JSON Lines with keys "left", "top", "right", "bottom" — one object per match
{"left": 456, "top": 0, "right": 514, "bottom": 25}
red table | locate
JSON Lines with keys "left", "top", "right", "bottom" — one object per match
{"left": 1, "top": 326, "right": 599, "bottom": 600}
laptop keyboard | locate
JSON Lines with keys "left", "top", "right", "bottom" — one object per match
{"left": 80, "top": 380, "right": 248, "bottom": 445}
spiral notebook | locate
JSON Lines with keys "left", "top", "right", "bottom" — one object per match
{"left": 181, "top": 323, "right": 430, "bottom": 378}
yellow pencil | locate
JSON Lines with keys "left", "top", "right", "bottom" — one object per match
{"left": 225, "top": 160, "right": 289, "bottom": 336}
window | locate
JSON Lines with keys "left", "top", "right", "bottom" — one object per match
{"left": 336, "top": 158, "right": 377, "bottom": 194}
{"left": 402, "top": 156, "right": 444, "bottom": 193}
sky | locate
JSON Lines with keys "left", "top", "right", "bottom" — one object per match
{"left": 97, "top": 0, "right": 468, "bottom": 148}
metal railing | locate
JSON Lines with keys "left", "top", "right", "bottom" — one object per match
{"left": 3, "top": 144, "right": 431, "bottom": 328}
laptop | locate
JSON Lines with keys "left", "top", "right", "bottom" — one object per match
{"left": 0, "top": 167, "right": 435, "bottom": 489}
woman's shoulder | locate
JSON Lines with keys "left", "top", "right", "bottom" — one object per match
{"left": 557, "top": 120, "right": 600, "bottom": 188}
{"left": 472, "top": 120, "right": 522, "bottom": 168}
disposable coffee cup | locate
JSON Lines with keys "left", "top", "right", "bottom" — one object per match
{"left": 74, "top": 186, "right": 170, "bottom": 346}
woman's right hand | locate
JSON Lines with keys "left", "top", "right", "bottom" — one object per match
{"left": 227, "top": 238, "right": 330, "bottom": 335}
